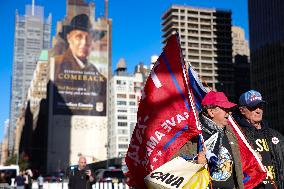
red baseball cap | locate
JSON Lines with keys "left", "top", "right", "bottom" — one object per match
{"left": 202, "top": 91, "right": 236, "bottom": 109}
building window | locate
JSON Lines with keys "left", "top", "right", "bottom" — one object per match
{"left": 117, "top": 80, "right": 126, "bottom": 85}
{"left": 118, "top": 144, "right": 129, "bottom": 149}
{"left": 118, "top": 129, "right": 128, "bottom": 134}
{"left": 117, "top": 94, "right": 127, "bottom": 98}
{"left": 118, "top": 122, "right": 127, "bottom": 127}
{"left": 118, "top": 116, "right": 127, "bottom": 120}
{"left": 129, "top": 94, "right": 136, "bottom": 99}
{"left": 117, "top": 101, "right": 127, "bottom": 105}
{"left": 129, "top": 101, "right": 136, "bottom": 106}
{"left": 118, "top": 137, "right": 128, "bottom": 142}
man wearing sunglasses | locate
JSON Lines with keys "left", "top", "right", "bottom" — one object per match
{"left": 236, "top": 90, "right": 284, "bottom": 189}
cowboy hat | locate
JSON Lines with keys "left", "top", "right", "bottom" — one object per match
{"left": 59, "top": 14, "right": 91, "bottom": 40}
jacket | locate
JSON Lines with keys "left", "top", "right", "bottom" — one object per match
{"left": 236, "top": 117, "right": 284, "bottom": 189}
{"left": 173, "top": 115, "right": 244, "bottom": 189}
{"left": 68, "top": 167, "right": 92, "bottom": 189}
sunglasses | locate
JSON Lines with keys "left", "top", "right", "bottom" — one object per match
{"left": 246, "top": 104, "right": 264, "bottom": 111}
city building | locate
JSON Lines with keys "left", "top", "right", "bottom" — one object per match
{"left": 27, "top": 50, "right": 49, "bottom": 113}
{"left": 9, "top": 2, "right": 51, "bottom": 155}
{"left": 47, "top": 0, "right": 112, "bottom": 172}
{"left": 108, "top": 59, "right": 145, "bottom": 158}
{"left": 0, "top": 120, "right": 10, "bottom": 165}
{"left": 232, "top": 26, "right": 251, "bottom": 98}
{"left": 162, "top": 5, "right": 235, "bottom": 99}
{"left": 11, "top": 50, "right": 49, "bottom": 172}
{"left": 232, "top": 26, "right": 250, "bottom": 61}
{"left": 248, "top": 0, "right": 284, "bottom": 133}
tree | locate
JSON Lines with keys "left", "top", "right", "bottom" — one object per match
{"left": 5, "top": 154, "right": 29, "bottom": 171}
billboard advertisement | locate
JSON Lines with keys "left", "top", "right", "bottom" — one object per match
{"left": 52, "top": 14, "right": 108, "bottom": 116}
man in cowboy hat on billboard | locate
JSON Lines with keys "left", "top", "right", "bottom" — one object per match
{"left": 53, "top": 14, "right": 107, "bottom": 116}
{"left": 57, "top": 13, "right": 96, "bottom": 70}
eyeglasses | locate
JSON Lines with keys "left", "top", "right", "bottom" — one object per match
{"left": 246, "top": 104, "right": 264, "bottom": 111}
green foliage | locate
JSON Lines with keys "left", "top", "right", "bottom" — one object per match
{"left": 5, "top": 154, "right": 29, "bottom": 170}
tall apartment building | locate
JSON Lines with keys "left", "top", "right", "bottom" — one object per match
{"left": 248, "top": 0, "right": 284, "bottom": 133}
{"left": 232, "top": 26, "right": 250, "bottom": 98}
{"left": 232, "top": 26, "right": 250, "bottom": 60}
{"left": 108, "top": 59, "right": 145, "bottom": 158}
{"left": 9, "top": 4, "right": 51, "bottom": 155}
{"left": 162, "top": 5, "right": 235, "bottom": 99}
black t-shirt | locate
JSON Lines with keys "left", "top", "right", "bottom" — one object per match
{"left": 210, "top": 134, "right": 237, "bottom": 189}
{"left": 202, "top": 129, "right": 237, "bottom": 189}
{"left": 250, "top": 129, "right": 275, "bottom": 189}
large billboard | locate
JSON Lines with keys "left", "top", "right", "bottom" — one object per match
{"left": 52, "top": 14, "right": 108, "bottom": 116}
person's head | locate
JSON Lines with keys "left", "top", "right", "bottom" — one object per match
{"left": 78, "top": 156, "right": 87, "bottom": 170}
{"left": 201, "top": 91, "right": 236, "bottom": 128}
{"left": 61, "top": 14, "right": 92, "bottom": 61}
{"left": 25, "top": 169, "right": 32, "bottom": 177}
{"left": 238, "top": 90, "right": 265, "bottom": 127}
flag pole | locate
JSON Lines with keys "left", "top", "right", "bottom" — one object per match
{"left": 175, "top": 32, "right": 200, "bottom": 130}
{"left": 176, "top": 32, "right": 213, "bottom": 188}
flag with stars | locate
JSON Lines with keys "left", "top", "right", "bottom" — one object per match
{"left": 125, "top": 34, "right": 201, "bottom": 188}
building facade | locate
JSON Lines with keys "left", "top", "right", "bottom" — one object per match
{"left": 14, "top": 50, "right": 49, "bottom": 173}
{"left": 232, "top": 26, "right": 251, "bottom": 99}
{"left": 162, "top": 5, "right": 235, "bottom": 99}
{"left": 9, "top": 4, "right": 51, "bottom": 155}
{"left": 248, "top": 0, "right": 284, "bottom": 133}
{"left": 47, "top": 0, "right": 112, "bottom": 172}
{"left": 232, "top": 26, "right": 250, "bottom": 61}
{"left": 108, "top": 59, "right": 145, "bottom": 158}
{"left": 0, "top": 120, "right": 10, "bottom": 165}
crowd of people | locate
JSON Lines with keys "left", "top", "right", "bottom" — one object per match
{"left": 0, "top": 169, "right": 33, "bottom": 189}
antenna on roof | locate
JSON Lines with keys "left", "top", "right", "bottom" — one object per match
{"left": 32, "top": 0, "right": 35, "bottom": 16}
{"left": 104, "top": 0, "right": 108, "bottom": 18}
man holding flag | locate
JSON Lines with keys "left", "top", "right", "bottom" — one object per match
{"left": 180, "top": 68, "right": 267, "bottom": 188}
{"left": 125, "top": 34, "right": 201, "bottom": 188}
{"left": 125, "top": 33, "right": 267, "bottom": 189}
{"left": 174, "top": 91, "right": 245, "bottom": 189}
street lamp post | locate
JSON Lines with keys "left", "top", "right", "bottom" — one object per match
{"left": 105, "top": 143, "right": 109, "bottom": 169}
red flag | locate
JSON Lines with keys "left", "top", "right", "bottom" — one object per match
{"left": 125, "top": 34, "right": 201, "bottom": 188}
{"left": 228, "top": 116, "right": 267, "bottom": 189}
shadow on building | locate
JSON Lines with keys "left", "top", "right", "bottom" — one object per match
{"left": 212, "top": 11, "right": 235, "bottom": 101}
{"left": 18, "top": 81, "right": 72, "bottom": 176}
{"left": 234, "top": 54, "right": 250, "bottom": 99}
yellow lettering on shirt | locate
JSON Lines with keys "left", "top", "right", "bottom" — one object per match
{"left": 255, "top": 139, "right": 270, "bottom": 152}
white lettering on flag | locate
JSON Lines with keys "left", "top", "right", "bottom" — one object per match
{"left": 151, "top": 61, "right": 162, "bottom": 88}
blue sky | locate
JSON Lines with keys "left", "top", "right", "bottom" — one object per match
{"left": 0, "top": 0, "right": 248, "bottom": 141}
